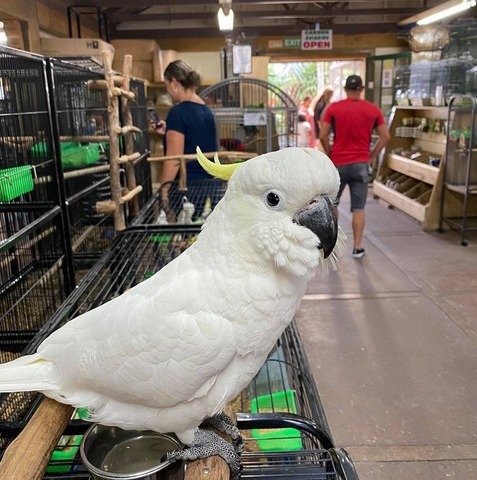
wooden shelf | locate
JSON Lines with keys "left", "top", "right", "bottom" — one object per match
{"left": 388, "top": 153, "right": 439, "bottom": 185}
{"left": 373, "top": 105, "right": 448, "bottom": 231}
{"left": 373, "top": 180, "right": 427, "bottom": 223}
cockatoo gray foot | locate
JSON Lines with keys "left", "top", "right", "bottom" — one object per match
{"left": 166, "top": 428, "right": 242, "bottom": 479}
{"left": 201, "top": 412, "right": 244, "bottom": 454}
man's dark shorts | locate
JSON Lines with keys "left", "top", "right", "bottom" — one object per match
{"left": 336, "top": 162, "right": 370, "bottom": 211}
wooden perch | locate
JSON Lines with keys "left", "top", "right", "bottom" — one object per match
{"left": 0, "top": 398, "right": 74, "bottom": 480}
{"left": 117, "top": 152, "right": 141, "bottom": 164}
{"left": 72, "top": 225, "right": 98, "bottom": 253}
{"left": 87, "top": 76, "right": 123, "bottom": 90}
{"left": 184, "top": 405, "right": 236, "bottom": 480}
{"left": 60, "top": 135, "right": 110, "bottom": 143}
{"left": 0, "top": 377, "right": 234, "bottom": 480}
{"left": 121, "top": 54, "right": 140, "bottom": 217}
{"left": 96, "top": 200, "right": 117, "bottom": 215}
{"left": 119, "top": 185, "right": 143, "bottom": 204}
{"left": 148, "top": 151, "right": 257, "bottom": 163}
{"left": 185, "top": 454, "right": 230, "bottom": 479}
{"left": 0, "top": 136, "right": 38, "bottom": 149}
{"left": 114, "top": 125, "right": 142, "bottom": 136}
{"left": 112, "top": 87, "right": 136, "bottom": 100}
{"left": 104, "top": 49, "right": 126, "bottom": 231}
{"left": 63, "top": 164, "right": 111, "bottom": 179}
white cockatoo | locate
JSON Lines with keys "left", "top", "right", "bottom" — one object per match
{"left": 0, "top": 147, "right": 344, "bottom": 475}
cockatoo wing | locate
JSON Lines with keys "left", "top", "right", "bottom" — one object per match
{"left": 36, "top": 254, "right": 238, "bottom": 410}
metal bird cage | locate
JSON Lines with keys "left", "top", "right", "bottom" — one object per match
{"left": 0, "top": 48, "right": 154, "bottom": 451}
{"left": 0, "top": 47, "right": 75, "bottom": 349}
{"left": 47, "top": 58, "right": 114, "bottom": 267}
{"left": 0, "top": 222, "right": 358, "bottom": 478}
{"left": 0, "top": 47, "right": 76, "bottom": 455}
{"left": 45, "top": 56, "right": 151, "bottom": 267}
{"left": 200, "top": 77, "right": 298, "bottom": 155}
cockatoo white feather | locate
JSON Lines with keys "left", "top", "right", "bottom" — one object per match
{"left": 0, "top": 147, "right": 343, "bottom": 445}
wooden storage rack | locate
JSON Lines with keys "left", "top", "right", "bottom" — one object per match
{"left": 373, "top": 106, "right": 448, "bottom": 230}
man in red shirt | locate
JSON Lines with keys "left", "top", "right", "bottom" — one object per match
{"left": 319, "top": 75, "right": 390, "bottom": 258}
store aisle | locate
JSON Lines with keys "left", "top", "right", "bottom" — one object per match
{"left": 295, "top": 188, "right": 477, "bottom": 480}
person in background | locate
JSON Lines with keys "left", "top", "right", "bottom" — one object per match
{"left": 160, "top": 59, "right": 217, "bottom": 183}
{"left": 319, "top": 75, "right": 390, "bottom": 259}
{"left": 297, "top": 114, "right": 312, "bottom": 148}
{"left": 313, "top": 87, "right": 334, "bottom": 140}
{"left": 298, "top": 96, "right": 316, "bottom": 148}
{"left": 159, "top": 60, "right": 218, "bottom": 220}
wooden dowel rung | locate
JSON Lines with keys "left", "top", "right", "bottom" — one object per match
{"left": 117, "top": 152, "right": 141, "bottom": 164}
{"left": 119, "top": 185, "right": 143, "bottom": 204}
{"left": 59, "top": 135, "right": 110, "bottom": 143}
{"left": 114, "top": 125, "right": 142, "bottom": 135}
{"left": 148, "top": 151, "right": 257, "bottom": 162}
{"left": 87, "top": 76, "right": 123, "bottom": 90}
{"left": 112, "top": 87, "right": 136, "bottom": 100}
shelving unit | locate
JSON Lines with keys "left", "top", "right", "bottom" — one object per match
{"left": 373, "top": 106, "right": 448, "bottom": 230}
{"left": 439, "top": 95, "right": 477, "bottom": 245}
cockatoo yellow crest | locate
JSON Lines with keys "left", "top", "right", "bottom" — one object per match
{"left": 196, "top": 147, "right": 241, "bottom": 180}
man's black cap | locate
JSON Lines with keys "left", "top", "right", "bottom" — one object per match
{"left": 344, "top": 75, "right": 363, "bottom": 90}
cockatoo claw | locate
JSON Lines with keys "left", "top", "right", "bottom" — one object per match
{"left": 166, "top": 428, "right": 243, "bottom": 479}
{"left": 201, "top": 412, "right": 244, "bottom": 454}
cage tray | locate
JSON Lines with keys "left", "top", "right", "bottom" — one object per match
{"left": 31, "top": 142, "right": 101, "bottom": 169}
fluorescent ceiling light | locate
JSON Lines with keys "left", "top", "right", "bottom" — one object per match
{"left": 217, "top": 6, "right": 234, "bottom": 31}
{"left": 398, "top": 0, "right": 476, "bottom": 26}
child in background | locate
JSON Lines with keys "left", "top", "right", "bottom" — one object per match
{"left": 297, "top": 114, "right": 312, "bottom": 148}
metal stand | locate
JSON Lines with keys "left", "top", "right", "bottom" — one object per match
{"left": 439, "top": 95, "right": 477, "bottom": 245}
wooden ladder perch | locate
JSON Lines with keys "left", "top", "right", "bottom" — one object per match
{"left": 94, "top": 51, "right": 143, "bottom": 231}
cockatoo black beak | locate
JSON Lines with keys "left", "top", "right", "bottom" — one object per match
{"left": 293, "top": 194, "right": 338, "bottom": 258}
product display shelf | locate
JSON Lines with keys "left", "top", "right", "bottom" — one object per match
{"left": 373, "top": 105, "right": 448, "bottom": 230}
{"left": 439, "top": 95, "right": 477, "bottom": 245}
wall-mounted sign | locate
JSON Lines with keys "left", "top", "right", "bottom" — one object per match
{"left": 284, "top": 37, "right": 301, "bottom": 48}
{"left": 267, "top": 37, "right": 302, "bottom": 49}
{"left": 301, "top": 29, "right": 333, "bottom": 50}
{"left": 382, "top": 59, "right": 394, "bottom": 88}
{"left": 268, "top": 40, "right": 283, "bottom": 48}
{"left": 232, "top": 45, "right": 252, "bottom": 74}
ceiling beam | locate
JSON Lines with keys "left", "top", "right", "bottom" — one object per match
{"left": 110, "top": 22, "right": 400, "bottom": 40}
{"left": 109, "top": 8, "right": 422, "bottom": 23}
{"left": 86, "top": 0, "right": 426, "bottom": 7}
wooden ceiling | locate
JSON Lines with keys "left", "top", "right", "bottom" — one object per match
{"left": 53, "top": 0, "right": 473, "bottom": 41}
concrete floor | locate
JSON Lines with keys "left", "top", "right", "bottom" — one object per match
{"left": 295, "top": 188, "right": 477, "bottom": 480}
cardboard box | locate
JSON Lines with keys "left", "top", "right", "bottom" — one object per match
{"left": 41, "top": 38, "right": 115, "bottom": 63}
{"left": 111, "top": 39, "right": 159, "bottom": 61}
{"left": 130, "top": 61, "right": 153, "bottom": 81}
{"left": 152, "top": 47, "right": 178, "bottom": 83}
{"left": 180, "top": 51, "right": 222, "bottom": 85}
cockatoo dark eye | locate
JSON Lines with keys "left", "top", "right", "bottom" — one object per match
{"left": 266, "top": 191, "right": 281, "bottom": 207}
